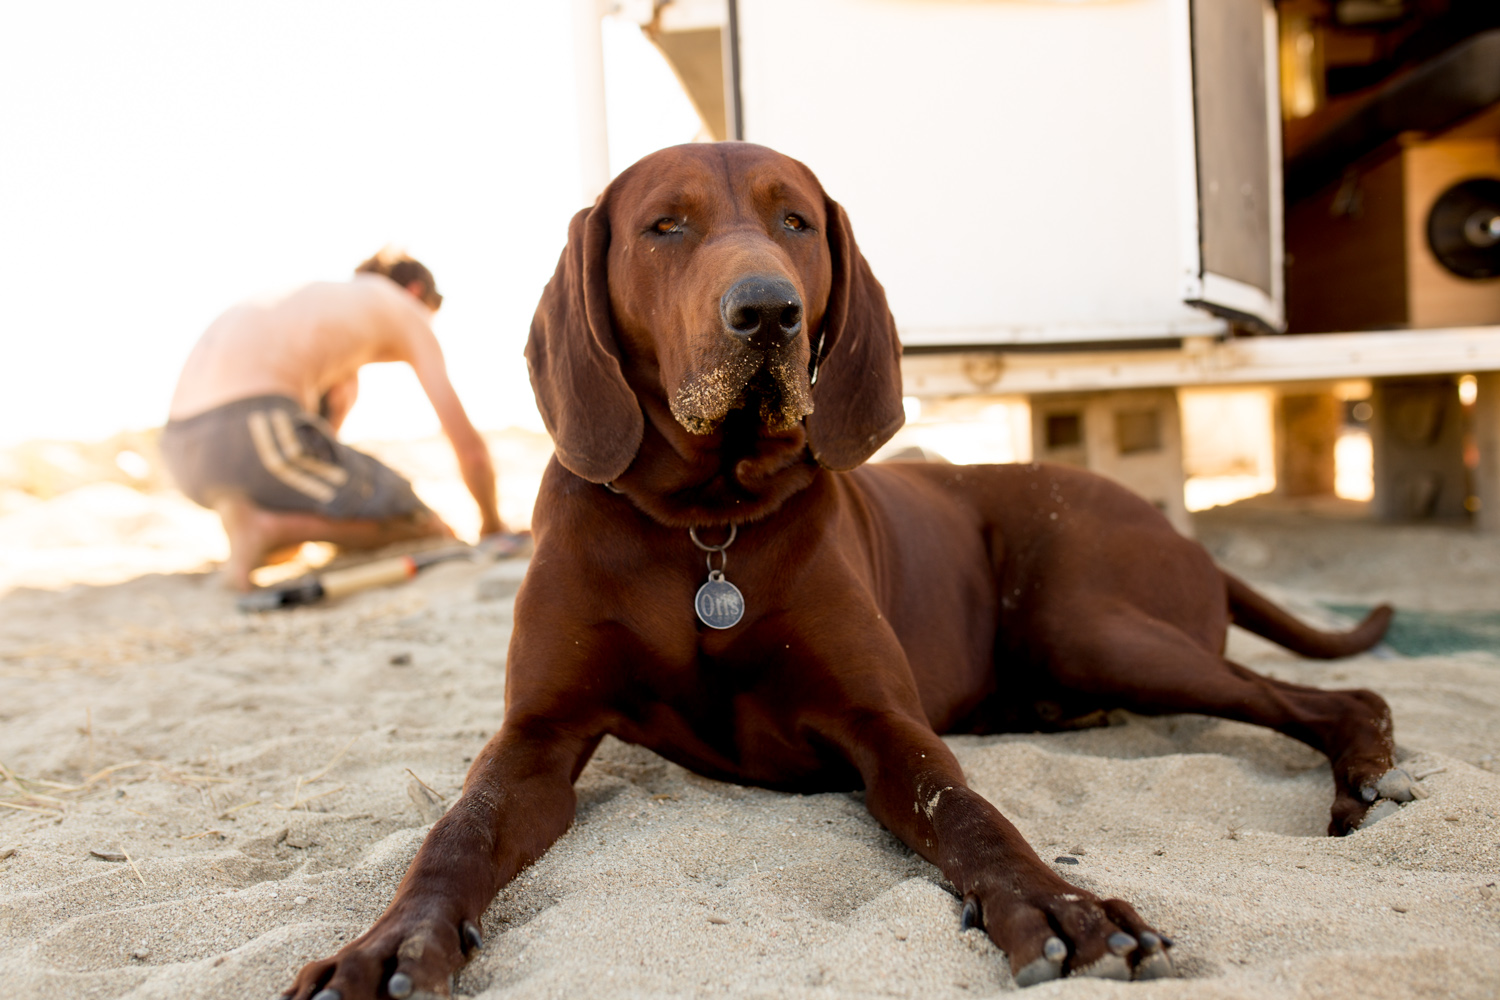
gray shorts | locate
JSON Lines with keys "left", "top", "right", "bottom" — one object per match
{"left": 161, "top": 395, "right": 430, "bottom": 521}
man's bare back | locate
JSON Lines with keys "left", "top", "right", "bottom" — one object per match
{"left": 169, "top": 275, "right": 431, "bottom": 422}
{"left": 163, "top": 256, "right": 509, "bottom": 590}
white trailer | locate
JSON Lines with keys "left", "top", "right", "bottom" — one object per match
{"left": 577, "top": 0, "right": 1500, "bottom": 532}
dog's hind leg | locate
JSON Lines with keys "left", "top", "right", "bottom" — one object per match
{"left": 1040, "top": 611, "right": 1408, "bottom": 835}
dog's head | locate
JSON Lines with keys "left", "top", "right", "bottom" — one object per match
{"left": 526, "top": 142, "right": 903, "bottom": 489}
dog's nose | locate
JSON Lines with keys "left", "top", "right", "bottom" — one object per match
{"left": 720, "top": 276, "right": 802, "bottom": 351}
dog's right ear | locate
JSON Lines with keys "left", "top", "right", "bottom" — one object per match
{"left": 525, "top": 203, "right": 644, "bottom": 484}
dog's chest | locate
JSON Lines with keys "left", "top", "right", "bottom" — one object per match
{"left": 610, "top": 640, "right": 857, "bottom": 790}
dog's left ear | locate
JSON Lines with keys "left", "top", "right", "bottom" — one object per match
{"left": 804, "top": 198, "right": 905, "bottom": 471}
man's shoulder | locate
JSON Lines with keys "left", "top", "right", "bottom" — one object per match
{"left": 347, "top": 274, "right": 431, "bottom": 321}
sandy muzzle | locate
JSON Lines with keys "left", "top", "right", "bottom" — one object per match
{"left": 668, "top": 350, "right": 814, "bottom": 437}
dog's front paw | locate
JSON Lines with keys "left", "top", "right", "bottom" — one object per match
{"left": 965, "top": 885, "right": 1174, "bottom": 986}
{"left": 282, "top": 907, "right": 483, "bottom": 1000}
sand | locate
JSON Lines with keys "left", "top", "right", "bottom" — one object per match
{"left": 2, "top": 480, "right": 1499, "bottom": 999}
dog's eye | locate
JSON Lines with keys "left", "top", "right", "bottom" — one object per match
{"left": 783, "top": 214, "right": 807, "bottom": 232}
{"left": 652, "top": 218, "right": 682, "bottom": 235}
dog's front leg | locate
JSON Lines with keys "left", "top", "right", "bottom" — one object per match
{"left": 284, "top": 717, "right": 600, "bottom": 1000}
{"left": 838, "top": 710, "right": 1173, "bottom": 987}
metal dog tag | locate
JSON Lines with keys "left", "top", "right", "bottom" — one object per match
{"left": 695, "top": 572, "right": 745, "bottom": 629}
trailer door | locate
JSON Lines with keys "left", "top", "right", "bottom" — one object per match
{"left": 1186, "top": 0, "right": 1284, "bottom": 332}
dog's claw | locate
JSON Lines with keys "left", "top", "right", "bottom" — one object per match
{"left": 311, "top": 990, "right": 342, "bottom": 1000}
{"left": 1076, "top": 952, "right": 1131, "bottom": 980}
{"left": 1106, "top": 931, "right": 1137, "bottom": 956}
{"left": 462, "top": 919, "right": 484, "bottom": 954}
{"left": 1043, "top": 936, "right": 1068, "bottom": 964}
{"left": 1138, "top": 931, "right": 1164, "bottom": 953}
{"left": 1361, "top": 767, "right": 1416, "bottom": 805}
{"left": 959, "top": 895, "right": 981, "bottom": 931}
{"left": 387, "top": 972, "right": 414, "bottom": 999}
{"left": 1375, "top": 768, "right": 1415, "bottom": 802}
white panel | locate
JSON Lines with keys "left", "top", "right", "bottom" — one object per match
{"left": 1187, "top": 0, "right": 1285, "bottom": 331}
{"left": 737, "top": 0, "right": 1221, "bottom": 346}
{"left": 573, "top": 0, "right": 611, "bottom": 204}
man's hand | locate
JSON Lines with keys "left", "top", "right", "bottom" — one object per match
{"left": 397, "top": 323, "right": 505, "bottom": 540}
{"left": 450, "top": 439, "right": 503, "bottom": 538}
{"left": 478, "top": 530, "right": 531, "bottom": 559}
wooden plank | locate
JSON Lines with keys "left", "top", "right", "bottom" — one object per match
{"left": 900, "top": 326, "right": 1500, "bottom": 396}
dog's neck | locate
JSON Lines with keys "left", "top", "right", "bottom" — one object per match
{"left": 607, "top": 395, "right": 818, "bottom": 529}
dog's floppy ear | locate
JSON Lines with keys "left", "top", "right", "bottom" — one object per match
{"left": 804, "top": 198, "right": 905, "bottom": 471}
{"left": 525, "top": 201, "right": 643, "bottom": 483}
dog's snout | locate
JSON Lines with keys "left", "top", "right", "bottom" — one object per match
{"left": 721, "top": 276, "right": 803, "bottom": 351}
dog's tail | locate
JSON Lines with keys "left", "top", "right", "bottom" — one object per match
{"left": 1224, "top": 571, "right": 1393, "bottom": 659}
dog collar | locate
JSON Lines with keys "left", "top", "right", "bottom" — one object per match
{"left": 689, "top": 525, "right": 744, "bottom": 630}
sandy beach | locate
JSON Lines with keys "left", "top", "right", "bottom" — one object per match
{"left": 2, "top": 457, "right": 1498, "bottom": 999}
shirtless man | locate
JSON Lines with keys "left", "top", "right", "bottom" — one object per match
{"left": 162, "top": 250, "right": 506, "bottom": 591}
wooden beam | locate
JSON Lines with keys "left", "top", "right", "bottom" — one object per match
{"left": 901, "top": 326, "right": 1500, "bottom": 397}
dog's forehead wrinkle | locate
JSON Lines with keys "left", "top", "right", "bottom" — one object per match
{"left": 624, "top": 182, "right": 718, "bottom": 233}
{"left": 747, "top": 176, "right": 818, "bottom": 219}
{"left": 706, "top": 144, "right": 818, "bottom": 212}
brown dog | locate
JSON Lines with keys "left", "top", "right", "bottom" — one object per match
{"left": 286, "top": 143, "right": 1404, "bottom": 998}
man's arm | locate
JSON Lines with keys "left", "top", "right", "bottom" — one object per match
{"left": 404, "top": 329, "right": 505, "bottom": 537}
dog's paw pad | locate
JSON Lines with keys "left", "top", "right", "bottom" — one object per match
{"left": 1136, "top": 949, "right": 1175, "bottom": 980}
{"left": 1013, "top": 937, "right": 1067, "bottom": 987}
{"left": 1134, "top": 932, "right": 1174, "bottom": 980}
{"left": 1075, "top": 952, "right": 1131, "bottom": 980}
